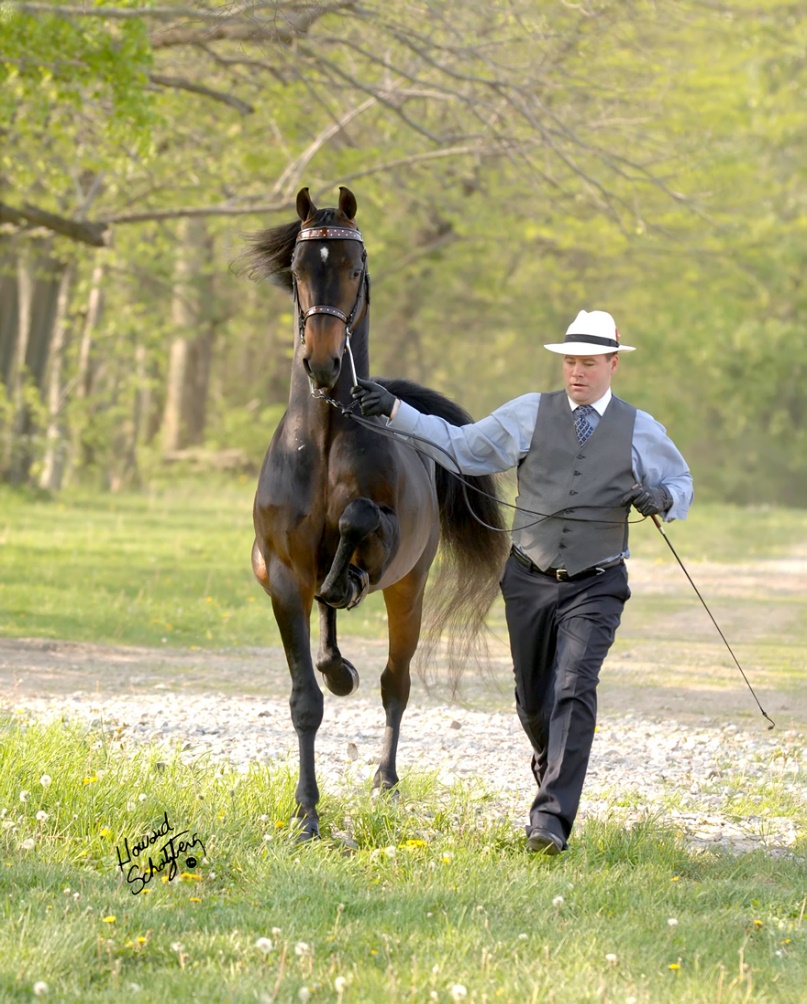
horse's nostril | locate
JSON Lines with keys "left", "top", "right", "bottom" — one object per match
{"left": 303, "top": 358, "right": 312, "bottom": 376}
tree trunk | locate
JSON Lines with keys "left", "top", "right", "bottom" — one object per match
{"left": 162, "top": 217, "right": 215, "bottom": 453}
{"left": 5, "top": 246, "right": 34, "bottom": 484}
{"left": 39, "top": 262, "right": 75, "bottom": 491}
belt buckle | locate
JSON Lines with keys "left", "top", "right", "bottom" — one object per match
{"left": 554, "top": 568, "right": 568, "bottom": 581}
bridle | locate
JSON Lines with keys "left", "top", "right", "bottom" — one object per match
{"left": 291, "top": 226, "right": 371, "bottom": 358}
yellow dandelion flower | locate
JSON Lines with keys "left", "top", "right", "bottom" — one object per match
{"left": 83, "top": 776, "right": 98, "bottom": 785}
{"left": 137, "top": 936, "right": 147, "bottom": 944}
{"left": 753, "top": 919, "right": 763, "bottom": 929}
{"left": 668, "top": 963, "right": 681, "bottom": 971}
{"left": 403, "top": 839, "right": 427, "bottom": 848}
{"left": 102, "top": 916, "right": 116, "bottom": 924}
{"left": 189, "top": 896, "right": 201, "bottom": 903}
{"left": 99, "top": 828, "right": 112, "bottom": 838}
{"left": 671, "top": 875, "right": 680, "bottom": 882}
{"left": 275, "top": 820, "right": 285, "bottom": 828}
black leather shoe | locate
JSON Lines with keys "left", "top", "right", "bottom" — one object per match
{"left": 526, "top": 828, "right": 564, "bottom": 855}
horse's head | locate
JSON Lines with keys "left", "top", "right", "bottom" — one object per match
{"left": 292, "top": 186, "right": 369, "bottom": 392}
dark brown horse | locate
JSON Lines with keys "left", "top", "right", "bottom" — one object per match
{"left": 242, "top": 186, "right": 507, "bottom": 839}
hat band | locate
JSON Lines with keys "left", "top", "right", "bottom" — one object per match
{"left": 565, "top": 333, "right": 619, "bottom": 349}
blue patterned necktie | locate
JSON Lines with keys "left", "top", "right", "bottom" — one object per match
{"left": 573, "top": 404, "right": 595, "bottom": 445}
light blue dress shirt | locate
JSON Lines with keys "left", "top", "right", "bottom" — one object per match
{"left": 389, "top": 387, "right": 693, "bottom": 522}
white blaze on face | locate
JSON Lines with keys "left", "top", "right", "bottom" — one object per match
{"left": 320, "top": 247, "right": 329, "bottom": 262}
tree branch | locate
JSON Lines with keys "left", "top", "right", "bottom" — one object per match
{"left": 0, "top": 201, "right": 109, "bottom": 247}
{"left": 149, "top": 73, "right": 254, "bottom": 114}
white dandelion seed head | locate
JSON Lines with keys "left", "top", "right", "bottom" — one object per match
{"left": 40, "top": 775, "right": 52, "bottom": 787}
{"left": 450, "top": 985, "right": 468, "bottom": 1001}
{"left": 21, "top": 838, "right": 35, "bottom": 850}
{"left": 20, "top": 790, "right": 29, "bottom": 802}
{"left": 138, "top": 793, "right": 147, "bottom": 802}
{"left": 518, "top": 932, "right": 528, "bottom": 940}
{"left": 605, "top": 953, "right": 618, "bottom": 965}
{"left": 294, "top": 941, "right": 311, "bottom": 957}
{"left": 32, "top": 981, "right": 49, "bottom": 996}
{"left": 73, "top": 892, "right": 80, "bottom": 901}
{"left": 552, "top": 895, "right": 565, "bottom": 907}
{"left": 667, "top": 917, "right": 679, "bottom": 928}
{"left": 170, "top": 942, "right": 184, "bottom": 953}
{"left": 298, "top": 988, "right": 311, "bottom": 1003}
{"left": 384, "top": 845, "right": 397, "bottom": 858}
{"left": 334, "top": 975, "right": 347, "bottom": 992}
{"left": 254, "top": 937, "right": 274, "bottom": 954}
{"left": 272, "top": 927, "right": 282, "bottom": 938}
{"left": 259, "top": 814, "right": 269, "bottom": 823}
{"left": 36, "top": 811, "right": 49, "bottom": 822}
{"left": 126, "top": 802, "right": 136, "bottom": 812}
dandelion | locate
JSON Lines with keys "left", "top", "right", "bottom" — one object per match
{"left": 36, "top": 811, "right": 49, "bottom": 822}
{"left": 667, "top": 918, "right": 678, "bottom": 928}
{"left": 298, "top": 988, "right": 311, "bottom": 1003}
{"left": 605, "top": 953, "right": 618, "bottom": 965}
{"left": 334, "top": 975, "right": 347, "bottom": 992}
{"left": 384, "top": 846, "right": 397, "bottom": 858}
{"left": 189, "top": 897, "right": 201, "bottom": 903}
{"left": 518, "top": 933, "right": 528, "bottom": 940}
{"left": 552, "top": 895, "right": 564, "bottom": 908}
{"left": 102, "top": 916, "right": 116, "bottom": 924}
{"left": 441, "top": 852, "right": 454, "bottom": 862}
{"left": 668, "top": 962, "right": 681, "bottom": 971}
{"left": 259, "top": 814, "right": 269, "bottom": 823}
{"left": 753, "top": 919, "right": 763, "bottom": 929}
{"left": 138, "top": 793, "right": 147, "bottom": 802}
{"left": 32, "top": 981, "right": 48, "bottom": 996}
{"left": 255, "top": 937, "right": 274, "bottom": 955}
{"left": 450, "top": 985, "right": 468, "bottom": 1001}
{"left": 20, "top": 790, "right": 29, "bottom": 802}
{"left": 294, "top": 941, "right": 311, "bottom": 957}
{"left": 21, "top": 838, "right": 35, "bottom": 850}
{"left": 40, "top": 775, "right": 52, "bottom": 788}
{"left": 126, "top": 801, "right": 136, "bottom": 812}
{"left": 272, "top": 927, "right": 282, "bottom": 938}
{"left": 82, "top": 776, "right": 98, "bottom": 785}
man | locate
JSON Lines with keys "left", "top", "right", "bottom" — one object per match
{"left": 352, "top": 310, "right": 693, "bottom": 855}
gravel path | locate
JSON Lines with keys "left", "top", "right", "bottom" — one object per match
{"left": 6, "top": 685, "right": 804, "bottom": 857}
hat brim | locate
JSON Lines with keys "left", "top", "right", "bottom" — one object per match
{"left": 543, "top": 341, "right": 636, "bottom": 355}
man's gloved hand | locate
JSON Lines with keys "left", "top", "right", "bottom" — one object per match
{"left": 621, "top": 483, "right": 673, "bottom": 517}
{"left": 350, "top": 377, "right": 397, "bottom": 417}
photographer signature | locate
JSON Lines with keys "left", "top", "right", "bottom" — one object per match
{"left": 115, "top": 810, "right": 206, "bottom": 895}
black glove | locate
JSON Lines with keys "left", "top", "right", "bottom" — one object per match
{"left": 621, "top": 483, "right": 673, "bottom": 517}
{"left": 350, "top": 377, "right": 397, "bottom": 417}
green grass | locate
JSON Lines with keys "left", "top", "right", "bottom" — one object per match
{"left": 2, "top": 717, "right": 806, "bottom": 1003}
{"left": 2, "top": 481, "right": 807, "bottom": 651}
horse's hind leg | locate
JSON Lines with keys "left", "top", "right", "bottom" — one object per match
{"left": 316, "top": 602, "right": 360, "bottom": 696}
{"left": 317, "top": 498, "right": 388, "bottom": 609}
{"left": 374, "top": 568, "right": 429, "bottom": 791}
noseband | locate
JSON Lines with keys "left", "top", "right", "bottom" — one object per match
{"left": 292, "top": 225, "right": 371, "bottom": 346}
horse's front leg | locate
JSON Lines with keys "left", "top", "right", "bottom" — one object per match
{"left": 269, "top": 559, "right": 323, "bottom": 839}
{"left": 317, "top": 498, "right": 397, "bottom": 609}
{"left": 374, "top": 564, "right": 430, "bottom": 791}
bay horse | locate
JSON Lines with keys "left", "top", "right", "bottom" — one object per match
{"left": 242, "top": 186, "right": 507, "bottom": 839}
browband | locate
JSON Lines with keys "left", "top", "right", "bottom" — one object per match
{"left": 297, "top": 226, "right": 364, "bottom": 243}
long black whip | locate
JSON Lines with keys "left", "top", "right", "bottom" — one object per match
{"left": 646, "top": 514, "right": 775, "bottom": 730}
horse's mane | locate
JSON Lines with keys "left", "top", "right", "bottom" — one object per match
{"left": 235, "top": 208, "right": 345, "bottom": 292}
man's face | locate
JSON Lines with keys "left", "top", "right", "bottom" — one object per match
{"left": 562, "top": 353, "right": 619, "bottom": 405}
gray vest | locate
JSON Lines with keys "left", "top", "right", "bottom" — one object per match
{"left": 511, "top": 391, "right": 637, "bottom": 575}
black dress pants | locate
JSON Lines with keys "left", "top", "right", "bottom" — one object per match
{"left": 500, "top": 553, "right": 630, "bottom": 847}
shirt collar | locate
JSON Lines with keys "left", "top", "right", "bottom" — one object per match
{"left": 566, "top": 387, "right": 612, "bottom": 416}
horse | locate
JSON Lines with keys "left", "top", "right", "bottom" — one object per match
{"left": 241, "top": 186, "right": 508, "bottom": 839}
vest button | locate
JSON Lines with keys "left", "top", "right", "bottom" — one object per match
{"left": 562, "top": 527, "right": 572, "bottom": 533}
{"left": 574, "top": 470, "right": 581, "bottom": 476}
{"left": 569, "top": 490, "right": 578, "bottom": 495}
{"left": 558, "top": 543, "right": 566, "bottom": 549}
{"left": 577, "top": 453, "right": 585, "bottom": 460}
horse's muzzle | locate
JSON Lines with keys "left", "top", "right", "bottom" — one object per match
{"left": 303, "top": 354, "right": 342, "bottom": 391}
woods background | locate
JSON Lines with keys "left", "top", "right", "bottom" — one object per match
{"left": 1, "top": 0, "right": 804, "bottom": 504}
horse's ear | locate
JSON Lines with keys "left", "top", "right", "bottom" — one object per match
{"left": 296, "top": 187, "right": 316, "bottom": 222}
{"left": 338, "top": 186, "right": 357, "bottom": 221}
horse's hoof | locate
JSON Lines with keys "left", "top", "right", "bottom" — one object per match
{"left": 371, "top": 773, "right": 400, "bottom": 799}
{"left": 294, "top": 818, "right": 320, "bottom": 843}
{"left": 323, "top": 658, "right": 360, "bottom": 697}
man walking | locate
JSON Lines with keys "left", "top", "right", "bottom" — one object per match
{"left": 352, "top": 310, "right": 693, "bottom": 854}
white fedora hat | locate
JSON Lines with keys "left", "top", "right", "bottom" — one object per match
{"left": 544, "top": 309, "right": 636, "bottom": 355}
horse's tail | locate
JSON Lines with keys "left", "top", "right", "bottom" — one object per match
{"left": 378, "top": 378, "right": 510, "bottom": 687}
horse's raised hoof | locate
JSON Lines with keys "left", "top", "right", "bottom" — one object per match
{"left": 316, "top": 564, "right": 370, "bottom": 610}
{"left": 322, "top": 658, "right": 360, "bottom": 697}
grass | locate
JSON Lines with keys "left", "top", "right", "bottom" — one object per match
{"left": 1, "top": 716, "right": 806, "bottom": 1003}
{"left": 2, "top": 481, "right": 807, "bottom": 652}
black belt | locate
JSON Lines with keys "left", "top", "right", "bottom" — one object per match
{"left": 510, "top": 545, "right": 624, "bottom": 581}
